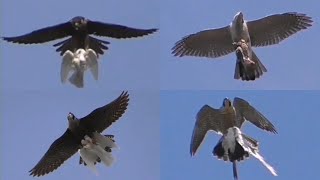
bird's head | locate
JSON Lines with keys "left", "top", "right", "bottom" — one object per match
{"left": 222, "top": 98, "right": 232, "bottom": 108}
{"left": 75, "top": 48, "right": 86, "bottom": 56}
{"left": 233, "top": 11, "right": 244, "bottom": 26}
{"left": 67, "top": 112, "right": 79, "bottom": 130}
{"left": 71, "top": 16, "right": 87, "bottom": 30}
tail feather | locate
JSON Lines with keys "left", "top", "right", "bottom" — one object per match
{"left": 69, "top": 70, "right": 84, "bottom": 88}
{"left": 213, "top": 137, "right": 249, "bottom": 162}
{"left": 233, "top": 161, "right": 238, "bottom": 180}
{"left": 234, "top": 50, "right": 267, "bottom": 81}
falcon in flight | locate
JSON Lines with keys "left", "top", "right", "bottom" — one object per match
{"left": 2, "top": 16, "right": 158, "bottom": 57}
{"left": 190, "top": 97, "right": 277, "bottom": 179}
{"left": 29, "top": 91, "right": 129, "bottom": 177}
{"left": 61, "top": 48, "right": 98, "bottom": 88}
{"left": 172, "top": 12, "right": 313, "bottom": 81}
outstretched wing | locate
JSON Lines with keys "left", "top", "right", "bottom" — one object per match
{"left": 87, "top": 20, "right": 157, "bottom": 39}
{"left": 79, "top": 91, "right": 129, "bottom": 133}
{"left": 233, "top": 97, "right": 277, "bottom": 133}
{"left": 29, "top": 130, "right": 79, "bottom": 177}
{"left": 190, "top": 105, "right": 223, "bottom": 156}
{"left": 2, "top": 22, "right": 73, "bottom": 44}
{"left": 248, "top": 12, "right": 312, "bottom": 47}
{"left": 172, "top": 26, "right": 234, "bottom": 58}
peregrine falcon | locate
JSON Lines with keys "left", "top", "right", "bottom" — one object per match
{"left": 2, "top": 16, "right": 158, "bottom": 56}
{"left": 61, "top": 48, "right": 98, "bottom": 88}
{"left": 172, "top": 12, "right": 313, "bottom": 81}
{"left": 190, "top": 97, "right": 277, "bottom": 179}
{"left": 29, "top": 91, "right": 129, "bottom": 177}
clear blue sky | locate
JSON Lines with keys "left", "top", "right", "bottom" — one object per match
{"left": 161, "top": 0, "right": 320, "bottom": 90}
{"left": 161, "top": 91, "right": 320, "bottom": 180}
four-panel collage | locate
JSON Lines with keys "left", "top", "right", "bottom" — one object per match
{"left": 1, "top": 0, "right": 319, "bottom": 180}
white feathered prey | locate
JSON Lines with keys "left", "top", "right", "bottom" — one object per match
{"left": 214, "top": 127, "right": 277, "bottom": 180}
{"left": 172, "top": 12, "right": 313, "bottom": 81}
{"left": 79, "top": 132, "right": 118, "bottom": 175}
{"left": 61, "top": 48, "right": 98, "bottom": 88}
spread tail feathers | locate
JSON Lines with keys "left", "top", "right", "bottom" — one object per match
{"left": 234, "top": 50, "right": 267, "bottom": 81}
{"left": 69, "top": 71, "right": 84, "bottom": 88}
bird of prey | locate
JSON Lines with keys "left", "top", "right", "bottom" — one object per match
{"left": 2, "top": 16, "right": 158, "bottom": 57}
{"left": 172, "top": 12, "right": 313, "bottom": 81}
{"left": 78, "top": 133, "right": 118, "bottom": 175}
{"left": 190, "top": 97, "right": 277, "bottom": 179}
{"left": 29, "top": 91, "right": 129, "bottom": 177}
{"left": 61, "top": 48, "right": 98, "bottom": 88}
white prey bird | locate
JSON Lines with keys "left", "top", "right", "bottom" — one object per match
{"left": 79, "top": 132, "right": 118, "bottom": 175}
{"left": 214, "top": 127, "right": 277, "bottom": 180}
{"left": 172, "top": 12, "right": 312, "bottom": 81}
{"left": 61, "top": 48, "right": 98, "bottom": 88}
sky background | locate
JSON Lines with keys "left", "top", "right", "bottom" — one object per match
{"left": 161, "top": 0, "right": 320, "bottom": 90}
{"left": 161, "top": 91, "right": 320, "bottom": 180}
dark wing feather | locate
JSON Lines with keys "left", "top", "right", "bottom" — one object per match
{"left": 172, "top": 26, "right": 234, "bottom": 58}
{"left": 87, "top": 20, "right": 157, "bottom": 39}
{"left": 53, "top": 36, "right": 110, "bottom": 56}
{"left": 80, "top": 91, "right": 129, "bottom": 133}
{"left": 233, "top": 97, "right": 277, "bottom": 133}
{"left": 29, "top": 129, "right": 79, "bottom": 177}
{"left": 2, "top": 22, "right": 73, "bottom": 44}
{"left": 248, "top": 12, "right": 313, "bottom": 47}
{"left": 190, "top": 105, "right": 223, "bottom": 156}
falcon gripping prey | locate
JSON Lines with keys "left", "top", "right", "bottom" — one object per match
{"left": 190, "top": 97, "right": 277, "bottom": 179}
{"left": 172, "top": 12, "right": 312, "bottom": 81}
{"left": 29, "top": 91, "right": 129, "bottom": 177}
{"left": 2, "top": 16, "right": 158, "bottom": 57}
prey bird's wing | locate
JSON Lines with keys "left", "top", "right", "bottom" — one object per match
{"left": 248, "top": 12, "right": 313, "bottom": 47}
{"left": 3, "top": 22, "right": 73, "bottom": 44}
{"left": 29, "top": 130, "right": 79, "bottom": 177}
{"left": 87, "top": 21, "right": 157, "bottom": 39}
{"left": 172, "top": 26, "right": 234, "bottom": 58}
{"left": 86, "top": 49, "right": 99, "bottom": 80}
{"left": 233, "top": 97, "right": 277, "bottom": 133}
{"left": 61, "top": 50, "right": 74, "bottom": 83}
{"left": 80, "top": 91, "right": 129, "bottom": 133}
{"left": 190, "top": 105, "right": 224, "bottom": 156}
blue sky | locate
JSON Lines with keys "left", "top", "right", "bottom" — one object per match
{"left": 161, "top": 91, "right": 320, "bottom": 180}
{"left": 161, "top": 0, "right": 320, "bottom": 90}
